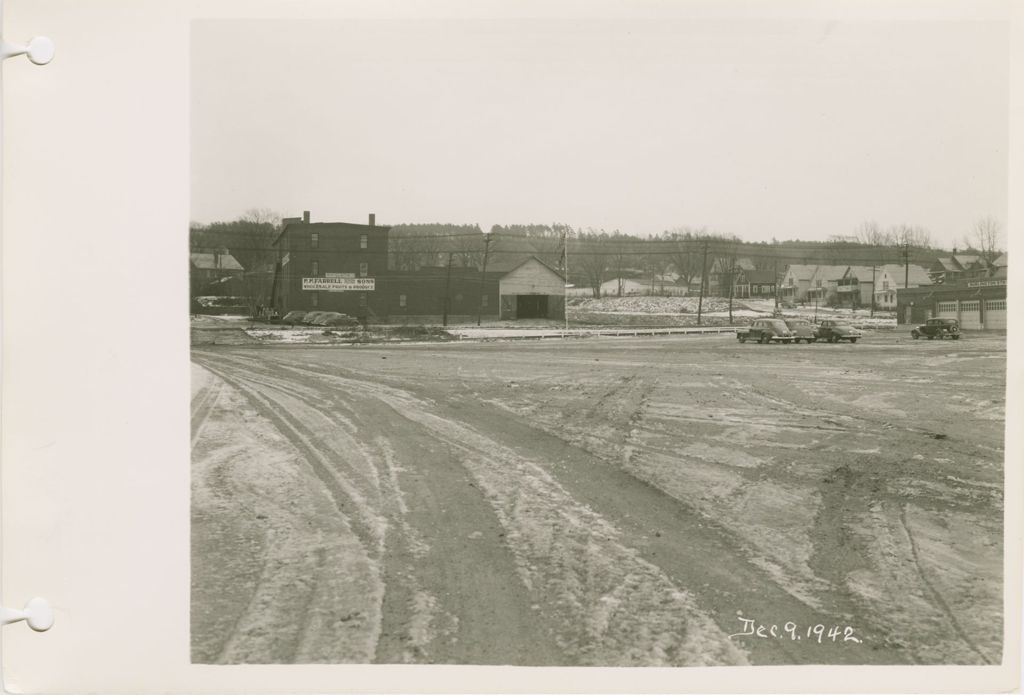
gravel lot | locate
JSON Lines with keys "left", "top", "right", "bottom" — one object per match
{"left": 191, "top": 331, "right": 1004, "bottom": 665}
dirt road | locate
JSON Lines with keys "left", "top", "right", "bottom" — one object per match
{"left": 191, "top": 332, "right": 1004, "bottom": 665}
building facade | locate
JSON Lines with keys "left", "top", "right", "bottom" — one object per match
{"left": 190, "top": 251, "right": 244, "bottom": 297}
{"left": 779, "top": 264, "right": 818, "bottom": 302}
{"left": 379, "top": 267, "right": 501, "bottom": 322}
{"left": 271, "top": 211, "right": 389, "bottom": 320}
{"left": 897, "top": 279, "right": 1007, "bottom": 329}
{"left": 497, "top": 257, "right": 566, "bottom": 320}
{"left": 873, "top": 263, "right": 931, "bottom": 310}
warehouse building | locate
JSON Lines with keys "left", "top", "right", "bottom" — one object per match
{"left": 270, "top": 211, "right": 389, "bottom": 321}
{"left": 380, "top": 266, "right": 501, "bottom": 323}
{"left": 270, "top": 214, "right": 565, "bottom": 323}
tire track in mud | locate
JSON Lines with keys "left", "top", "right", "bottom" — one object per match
{"left": 191, "top": 365, "right": 382, "bottom": 664}
{"left": 898, "top": 505, "right": 993, "bottom": 665}
{"left": 192, "top": 342, "right": 1003, "bottom": 666}
{"left": 194, "top": 351, "right": 750, "bottom": 666}
{"left": 442, "top": 349, "right": 998, "bottom": 665}
{"left": 197, "top": 362, "right": 386, "bottom": 555}
{"left": 194, "top": 352, "right": 568, "bottom": 665}
{"left": 221, "top": 351, "right": 894, "bottom": 665}
{"left": 191, "top": 373, "right": 223, "bottom": 448}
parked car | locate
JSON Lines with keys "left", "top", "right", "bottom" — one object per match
{"left": 281, "top": 310, "right": 307, "bottom": 325}
{"left": 816, "top": 319, "right": 863, "bottom": 343}
{"left": 737, "top": 318, "right": 795, "bottom": 344}
{"left": 783, "top": 319, "right": 817, "bottom": 343}
{"left": 911, "top": 318, "right": 961, "bottom": 340}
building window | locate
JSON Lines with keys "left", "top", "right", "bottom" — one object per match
{"left": 816, "top": 279, "right": 822, "bottom": 288}
{"left": 311, "top": 260, "right": 319, "bottom": 276}
{"left": 481, "top": 294, "right": 489, "bottom": 308}
{"left": 399, "top": 294, "right": 407, "bottom": 308}
{"left": 359, "top": 294, "right": 367, "bottom": 307}
{"left": 360, "top": 234, "right": 368, "bottom": 249}
{"left": 882, "top": 280, "right": 890, "bottom": 291}
{"left": 311, "top": 292, "right": 319, "bottom": 308}
{"left": 311, "top": 232, "right": 319, "bottom": 249}
{"left": 788, "top": 277, "right": 794, "bottom": 286}
{"left": 359, "top": 262, "right": 368, "bottom": 277}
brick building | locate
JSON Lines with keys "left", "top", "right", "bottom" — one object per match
{"left": 271, "top": 211, "right": 389, "bottom": 320}
{"left": 897, "top": 278, "right": 1007, "bottom": 329}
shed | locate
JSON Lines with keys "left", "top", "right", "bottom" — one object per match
{"left": 494, "top": 256, "right": 566, "bottom": 320}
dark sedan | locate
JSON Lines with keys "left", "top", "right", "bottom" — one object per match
{"left": 815, "top": 319, "right": 863, "bottom": 343}
{"left": 783, "top": 319, "right": 818, "bottom": 343}
{"left": 911, "top": 318, "right": 961, "bottom": 340}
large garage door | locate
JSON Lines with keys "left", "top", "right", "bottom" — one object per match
{"left": 985, "top": 299, "right": 1007, "bottom": 329}
{"left": 935, "top": 301, "right": 958, "bottom": 319}
{"left": 959, "top": 301, "right": 981, "bottom": 330}
{"left": 516, "top": 295, "right": 549, "bottom": 318}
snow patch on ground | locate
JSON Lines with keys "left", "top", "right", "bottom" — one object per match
{"left": 190, "top": 366, "right": 384, "bottom": 663}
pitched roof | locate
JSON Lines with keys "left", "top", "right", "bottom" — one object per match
{"left": 992, "top": 252, "right": 1008, "bottom": 267}
{"left": 784, "top": 264, "right": 818, "bottom": 281}
{"left": 844, "top": 265, "right": 877, "bottom": 281}
{"left": 952, "top": 254, "right": 983, "bottom": 269}
{"left": 931, "top": 257, "right": 960, "bottom": 272}
{"left": 812, "top": 265, "right": 850, "bottom": 282}
{"left": 190, "top": 252, "right": 244, "bottom": 271}
{"left": 879, "top": 263, "right": 931, "bottom": 288}
{"left": 486, "top": 254, "right": 564, "bottom": 278}
{"left": 484, "top": 254, "right": 539, "bottom": 273}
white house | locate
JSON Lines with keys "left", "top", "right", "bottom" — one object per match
{"left": 873, "top": 264, "right": 931, "bottom": 309}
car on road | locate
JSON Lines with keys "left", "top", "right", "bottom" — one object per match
{"left": 783, "top": 319, "right": 818, "bottom": 344}
{"left": 911, "top": 318, "right": 961, "bottom": 340}
{"left": 815, "top": 319, "right": 863, "bottom": 343}
{"left": 737, "top": 318, "right": 795, "bottom": 344}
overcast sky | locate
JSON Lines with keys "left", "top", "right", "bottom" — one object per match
{"left": 191, "top": 16, "right": 1008, "bottom": 249}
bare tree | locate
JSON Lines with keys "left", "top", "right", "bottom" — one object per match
{"left": 888, "top": 224, "right": 932, "bottom": 249}
{"left": 451, "top": 225, "right": 486, "bottom": 268}
{"left": 967, "top": 216, "right": 1002, "bottom": 262}
{"left": 642, "top": 250, "right": 671, "bottom": 295}
{"left": 240, "top": 207, "right": 282, "bottom": 228}
{"left": 853, "top": 220, "right": 890, "bottom": 245}
{"left": 574, "top": 229, "right": 611, "bottom": 298}
{"left": 665, "top": 227, "right": 707, "bottom": 289}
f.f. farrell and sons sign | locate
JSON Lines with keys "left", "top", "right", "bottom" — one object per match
{"left": 302, "top": 277, "right": 375, "bottom": 291}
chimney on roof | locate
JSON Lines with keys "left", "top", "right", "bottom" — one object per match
{"left": 369, "top": 213, "right": 376, "bottom": 227}
{"left": 302, "top": 210, "right": 310, "bottom": 224}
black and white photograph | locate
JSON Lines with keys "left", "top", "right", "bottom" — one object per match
{"left": 188, "top": 12, "right": 1009, "bottom": 668}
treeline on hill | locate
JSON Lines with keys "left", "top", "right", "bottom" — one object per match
{"left": 390, "top": 223, "right": 946, "bottom": 298}
{"left": 192, "top": 213, "right": 1001, "bottom": 303}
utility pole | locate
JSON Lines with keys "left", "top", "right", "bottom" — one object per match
{"left": 870, "top": 264, "right": 876, "bottom": 317}
{"left": 442, "top": 251, "right": 454, "bottom": 327}
{"left": 562, "top": 228, "right": 570, "bottom": 332}
{"left": 476, "top": 232, "right": 492, "bottom": 326}
{"left": 903, "top": 242, "right": 910, "bottom": 290}
{"left": 727, "top": 257, "right": 735, "bottom": 325}
{"left": 697, "top": 237, "right": 710, "bottom": 325}
{"left": 773, "top": 260, "right": 779, "bottom": 312}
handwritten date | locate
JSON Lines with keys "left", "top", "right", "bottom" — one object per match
{"left": 728, "top": 615, "right": 863, "bottom": 644}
